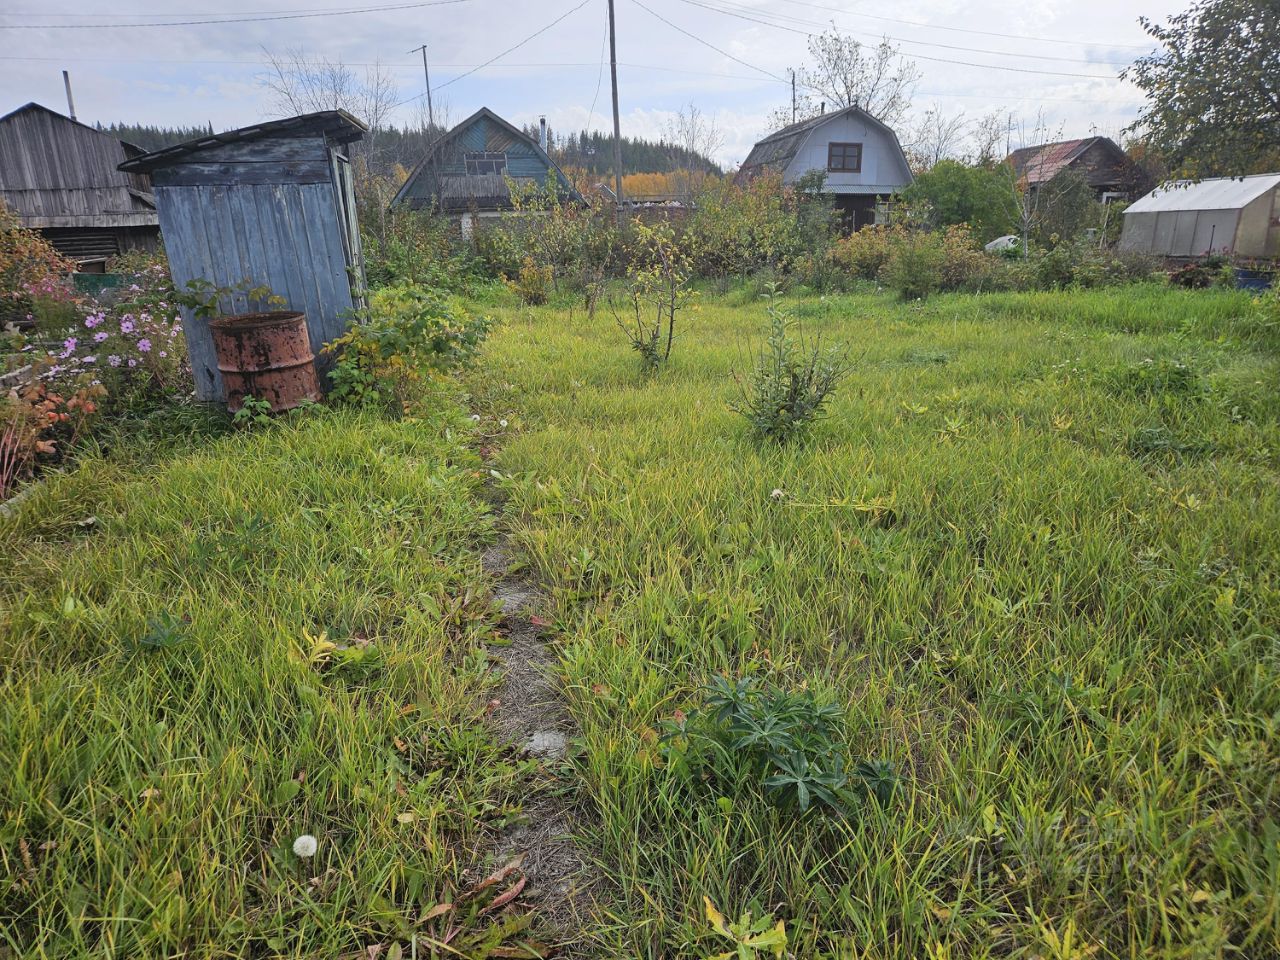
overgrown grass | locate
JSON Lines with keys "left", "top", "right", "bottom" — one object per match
{"left": 0, "top": 405, "right": 535, "bottom": 957}
{"left": 467, "top": 283, "right": 1280, "bottom": 958}
{"left": 3, "top": 283, "right": 1278, "bottom": 958}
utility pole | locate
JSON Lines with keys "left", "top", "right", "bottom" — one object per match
{"left": 62, "top": 70, "right": 76, "bottom": 121}
{"left": 409, "top": 44, "right": 435, "bottom": 135}
{"left": 790, "top": 69, "right": 796, "bottom": 124}
{"left": 607, "top": 0, "right": 624, "bottom": 226}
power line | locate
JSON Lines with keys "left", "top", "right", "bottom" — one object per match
{"left": 771, "top": 0, "right": 1153, "bottom": 51}
{"left": 674, "top": 0, "right": 1135, "bottom": 68}
{"left": 628, "top": 0, "right": 785, "bottom": 82}
{"left": 640, "top": 0, "right": 1120, "bottom": 80}
{"left": 0, "top": 52, "right": 1145, "bottom": 103}
{"left": 0, "top": 0, "right": 465, "bottom": 29}
{"left": 586, "top": 2, "right": 610, "bottom": 133}
{"left": 390, "top": 0, "right": 593, "bottom": 107}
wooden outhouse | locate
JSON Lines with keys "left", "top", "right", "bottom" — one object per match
{"left": 118, "top": 110, "right": 367, "bottom": 401}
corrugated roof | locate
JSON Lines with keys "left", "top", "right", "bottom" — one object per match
{"left": 1125, "top": 174, "right": 1280, "bottom": 213}
{"left": 1006, "top": 138, "right": 1094, "bottom": 184}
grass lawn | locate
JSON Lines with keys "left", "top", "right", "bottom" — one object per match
{"left": 3, "top": 283, "right": 1279, "bottom": 958}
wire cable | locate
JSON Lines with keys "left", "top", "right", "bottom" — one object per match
{"left": 674, "top": 0, "right": 1135, "bottom": 68}
{"left": 628, "top": 0, "right": 785, "bottom": 82}
{"left": 0, "top": 0, "right": 466, "bottom": 30}
{"left": 639, "top": 0, "right": 1119, "bottom": 80}
{"left": 390, "top": 0, "right": 593, "bottom": 107}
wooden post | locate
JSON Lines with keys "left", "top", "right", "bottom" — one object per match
{"left": 607, "top": 0, "right": 624, "bottom": 227}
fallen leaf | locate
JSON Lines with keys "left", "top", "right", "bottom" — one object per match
{"left": 395, "top": 812, "right": 416, "bottom": 824}
{"left": 139, "top": 787, "right": 161, "bottom": 800}
{"left": 529, "top": 615, "right": 552, "bottom": 628}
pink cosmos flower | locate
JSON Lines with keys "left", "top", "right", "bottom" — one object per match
{"left": 120, "top": 318, "right": 135, "bottom": 334}
{"left": 137, "top": 338, "right": 152, "bottom": 353}
{"left": 94, "top": 331, "right": 109, "bottom": 343}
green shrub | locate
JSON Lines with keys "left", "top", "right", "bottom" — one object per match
{"left": 324, "top": 284, "right": 491, "bottom": 410}
{"left": 660, "top": 675, "right": 895, "bottom": 815}
{"left": 731, "top": 289, "right": 850, "bottom": 442}
{"left": 503, "top": 257, "right": 553, "bottom": 306}
{"left": 830, "top": 224, "right": 905, "bottom": 281}
{"left": 881, "top": 232, "right": 945, "bottom": 300}
{"left": 614, "top": 219, "right": 696, "bottom": 371}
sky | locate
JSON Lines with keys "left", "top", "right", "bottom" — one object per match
{"left": 0, "top": 0, "right": 1176, "bottom": 167}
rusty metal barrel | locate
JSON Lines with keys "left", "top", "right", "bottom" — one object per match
{"left": 208, "top": 311, "right": 321, "bottom": 413}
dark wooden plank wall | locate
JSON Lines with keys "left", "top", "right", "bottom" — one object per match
{"left": 155, "top": 176, "right": 356, "bottom": 401}
{"left": 0, "top": 106, "right": 157, "bottom": 227}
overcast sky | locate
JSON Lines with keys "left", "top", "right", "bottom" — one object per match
{"left": 0, "top": 0, "right": 1175, "bottom": 167}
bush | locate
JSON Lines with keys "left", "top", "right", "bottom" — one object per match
{"left": 324, "top": 284, "right": 491, "bottom": 410}
{"left": 731, "top": 289, "right": 850, "bottom": 442}
{"left": 881, "top": 232, "right": 945, "bottom": 300}
{"left": 361, "top": 205, "right": 477, "bottom": 293}
{"left": 830, "top": 224, "right": 906, "bottom": 282}
{"left": 660, "top": 675, "right": 895, "bottom": 816}
{"left": 613, "top": 219, "right": 695, "bottom": 370}
{"left": 503, "top": 257, "right": 553, "bottom": 306}
{"left": 0, "top": 203, "right": 77, "bottom": 329}
{"left": 1038, "top": 240, "right": 1159, "bottom": 289}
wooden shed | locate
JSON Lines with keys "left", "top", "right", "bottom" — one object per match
{"left": 118, "top": 110, "right": 367, "bottom": 402}
{"left": 0, "top": 102, "right": 160, "bottom": 266}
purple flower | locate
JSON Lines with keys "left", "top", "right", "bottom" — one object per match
{"left": 84, "top": 313, "right": 102, "bottom": 329}
{"left": 129, "top": 284, "right": 142, "bottom": 292}
{"left": 158, "top": 350, "right": 168, "bottom": 358}
{"left": 120, "top": 317, "right": 136, "bottom": 334}
{"left": 108, "top": 355, "right": 122, "bottom": 367}
{"left": 94, "top": 331, "right": 109, "bottom": 343}
{"left": 127, "top": 359, "right": 137, "bottom": 368}
{"left": 83, "top": 355, "right": 96, "bottom": 364}
{"left": 137, "top": 338, "right": 152, "bottom": 353}
{"left": 59, "top": 337, "right": 77, "bottom": 358}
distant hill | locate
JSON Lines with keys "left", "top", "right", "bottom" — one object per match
{"left": 100, "top": 120, "right": 721, "bottom": 180}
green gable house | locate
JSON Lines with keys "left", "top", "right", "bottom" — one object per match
{"left": 393, "top": 107, "right": 580, "bottom": 221}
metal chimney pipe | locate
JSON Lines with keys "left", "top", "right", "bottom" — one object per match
{"left": 820, "top": 101, "right": 826, "bottom": 115}
{"left": 62, "top": 70, "right": 77, "bottom": 121}
{"left": 539, "top": 116, "right": 548, "bottom": 152}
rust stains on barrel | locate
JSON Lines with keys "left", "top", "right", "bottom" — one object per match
{"left": 209, "top": 310, "right": 321, "bottom": 412}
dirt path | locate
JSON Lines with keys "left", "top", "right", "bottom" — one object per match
{"left": 480, "top": 514, "right": 596, "bottom": 946}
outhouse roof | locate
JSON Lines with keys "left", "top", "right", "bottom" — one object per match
{"left": 119, "top": 110, "right": 367, "bottom": 173}
{"left": 1126, "top": 173, "right": 1280, "bottom": 213}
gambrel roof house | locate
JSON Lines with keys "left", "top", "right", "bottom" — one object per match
{"left": 0, "top": 102, "right": 160, "bottom": 265}
{"left": 393, "top": 107, "right": 580, "bottom": 214}
{"left": 736, "top": 105, "right": 913, "bottom": 229}
{"left": 1006, "top": 136, "right": 1147, "bottom": 200}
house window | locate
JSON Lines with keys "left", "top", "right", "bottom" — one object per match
{"left": 464, "top": 151, "right": 507, "bottom": 175}
{"left": 827, "top": 142, "right": 863, "bottom": 173}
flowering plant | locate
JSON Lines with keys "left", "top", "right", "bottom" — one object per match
{"left": 1, "top": 366, "right": 104, "bottom": 498}
{"left": 45, "top": 254, "right": 191, "bottom": 406}
{"left": 0, "top": 203, "right": 78, "bottom": 328}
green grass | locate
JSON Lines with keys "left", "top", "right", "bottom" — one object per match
{"left": 3, "top": 283, "right": 1278, "bottom": 958}
{"left": 466, "top": 284, "right": 1280, "bottom": 958}
{"left": 0, "top": 405, "right": 534, "bottom": 957}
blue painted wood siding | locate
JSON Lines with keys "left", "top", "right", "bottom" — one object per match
{"left": 400, "top": 113, "right": 568, "bottom": 203}
{"left": 154, "top": 178, "right": 356, "bottom": 401}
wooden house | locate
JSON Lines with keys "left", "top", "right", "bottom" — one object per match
{"left": 0, "top": 102, "right": 159, "bottom": 267}
{"left": 736, "top": 105, "right": 913, "bottom": 229}
{"left": 393, "top": 107, "right": 580, "bottom": 219}
{"left": 118, "top": 110, "right": 367, "bottom": 402}
{"left": 1005, "top": 137, "right": 1147, "bottom": 201}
